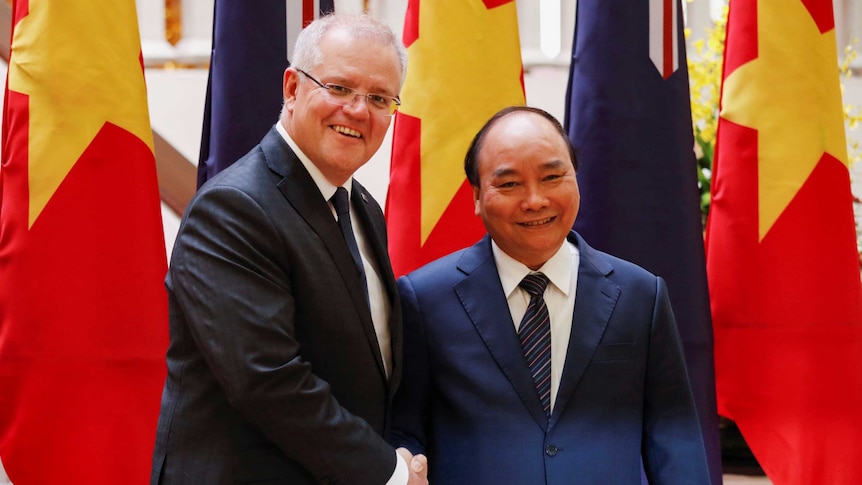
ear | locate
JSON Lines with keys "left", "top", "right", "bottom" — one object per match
{"left": 472, "top": 186, "right": 481, "bottom": 216}
{"left": 283, "top": 68, "right": 300, "bottom": 110}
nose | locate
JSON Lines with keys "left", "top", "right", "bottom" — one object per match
{"left": 342, "top": 94, "right": 371, "bottom": 118}
{"left": 522, "top": 186, "right": 549, "bottom": 211}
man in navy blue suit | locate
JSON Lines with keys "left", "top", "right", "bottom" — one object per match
{"left": 391, "top": 106, "right": 710, "bottom": 484}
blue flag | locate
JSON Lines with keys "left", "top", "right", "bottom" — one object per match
{"left": 198, "top": 0, "right": 334, "bottom": 187}
{"left": 564, "top": 1, "right": 721, "bottom": 483}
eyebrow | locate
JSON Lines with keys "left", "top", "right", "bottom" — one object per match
{"left": 491, "top": 167, "right": 517, "bottom": 178}
{"left": 541, "top": 159, "right": 568, "bottom": 170}
{"left": 490, "top": 159, "right": 569, "bottom": 178}
{"left": 322, "top": 74, "right": 398, "bottom": 97}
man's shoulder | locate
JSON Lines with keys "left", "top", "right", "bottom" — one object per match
{"left": 591, "top": 247, "right": 652, "bottom": 276}
{"left": 203, "top": 146, "right": 270, "bottom": 187}
{"left": 399, "top": 238, "right": 492, "bottom": 293}
{"left": 196, "top": 127, "right": 290, "bottom": 192}
{"left": 574, "top": 232, "right": 657, "bottom": 283}
{"left": 404, "top": 248, "right": 468, "bottom": 280}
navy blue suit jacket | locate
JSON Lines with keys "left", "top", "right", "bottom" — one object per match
{"left": 392, "top": 232, "right": 709, "bottom": 484}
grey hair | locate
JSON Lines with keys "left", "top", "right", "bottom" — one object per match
{"left": 291, "top": 13, "right": 408, "bottom": 86}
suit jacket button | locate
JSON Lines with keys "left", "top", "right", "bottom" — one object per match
{"left": 545, "top": 445, "right": 558, "bottom": 457}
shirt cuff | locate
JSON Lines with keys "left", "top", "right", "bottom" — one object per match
{"left": 385, "top": 451, "right": 409, "bottom": 485}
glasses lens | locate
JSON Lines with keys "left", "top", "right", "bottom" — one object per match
{"left": 314, "top": 80, "right": 396, "bottom": 116}
{"left": 325, "top": 84, "right": 353, "bottom": 97}
{"left": 366, "top": 94, "right": 390, "bottom": 111}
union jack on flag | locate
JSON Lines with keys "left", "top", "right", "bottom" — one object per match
{"left": 649, "top": 0, "right": 679, "bottom": 78}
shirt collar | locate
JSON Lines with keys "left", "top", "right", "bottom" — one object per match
{"left": 276, "top": 121, "right": 352, "bottom": 200}
{"left": 492, "top": 239, "right": 574, "bottom": 298}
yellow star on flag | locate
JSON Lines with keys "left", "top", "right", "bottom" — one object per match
{"left": 720, "top": 0, "right": 847, "bottom": 241}
{"left": 9, "top": 0, "right": 154, "bottom": 228}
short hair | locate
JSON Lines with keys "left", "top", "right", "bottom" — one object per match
{"left": 464, "top": 106, "right": 579, "bottom": 187}
{"left": 291, "top": 13, "right": 408, "bottom": 87}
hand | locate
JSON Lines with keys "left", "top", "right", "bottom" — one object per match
{"left": 397, "top": 447, "right": 428, "bottom": 485}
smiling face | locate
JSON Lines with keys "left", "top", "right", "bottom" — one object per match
{"left": 472, "top": 111, "right": 580, "bottom": 270}
{"left": 281, "top": 26, "right": 402, "bottom": 186}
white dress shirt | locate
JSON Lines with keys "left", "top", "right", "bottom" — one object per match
{"left": 492, "top": 239, "right": 580, "bottom": 412}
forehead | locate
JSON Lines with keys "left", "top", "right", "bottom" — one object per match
{"left": 477, "top": 112, "right": 572, "bottom": 173}
{"left": 317, "top": 27, "right": 401, "bottom": 89}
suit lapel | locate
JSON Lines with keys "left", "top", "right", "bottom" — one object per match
{"left": 260, "top": 129, "right": 386, "bottom": 380}
{"left": 350, "top": 180, "right": 401, "bottom": 387}
{"left": 454, "top": 236, "right": 550, "bottom": 431}
{"left": 350, "top": 181, "right": 397, "bottom": 303}
{"left": 550, "top": 232, "right": 620, "bottom": 427}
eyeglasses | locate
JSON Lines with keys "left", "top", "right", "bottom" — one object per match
{"left": 296, "top": 69, "right": 401, "bottom": 116}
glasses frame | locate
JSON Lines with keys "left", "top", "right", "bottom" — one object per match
{"left": 296, "top": 69, "right": 401, "bottom": 116}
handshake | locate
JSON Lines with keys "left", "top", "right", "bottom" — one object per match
{"left": 397, "top": 447, "right": 429, "bottom": 485}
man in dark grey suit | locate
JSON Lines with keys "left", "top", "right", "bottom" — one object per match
{"left": 151, "top": 13, "right": 427, "bottom": 485}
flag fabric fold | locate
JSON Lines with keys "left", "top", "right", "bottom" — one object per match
{"left": 386, "top": 0, "right": 525, "bottom": 277}
{"left": 0, "top": 0, "right": 169, "bottom": 483}
{"left": 706, "top": 0, "right": 862, "bottom": 483}
{"left": 565, "top": 1, "right": 721, "bottom": 483}
{"left": 197, "top": 0, "right": 333, "bottom": 187}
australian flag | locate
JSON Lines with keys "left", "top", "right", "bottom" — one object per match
{"left": 198, "top": 0, "right": 334, "bottom": 187}
{"left": 565, "top": 0, "right": 721, "bottom": 483}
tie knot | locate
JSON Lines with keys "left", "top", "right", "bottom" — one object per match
{"left": 519, "top": 273, "right": 549, "bottom": 297}
{"left": 331, "top": 187, "right": 350, "bottom": 217}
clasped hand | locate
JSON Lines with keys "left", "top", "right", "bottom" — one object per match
{"left": 397, "top": 447, "right": 428, "bottom": 485}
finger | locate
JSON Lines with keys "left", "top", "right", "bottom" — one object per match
{"left": 411, "top": 454, "right": 427, "bottom": 474}
{"left": 396, "top": 447, "right": 413, "bottom": 462}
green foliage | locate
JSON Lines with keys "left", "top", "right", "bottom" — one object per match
{"left": 686, "top": 7, "right": 727, "bottom": 221}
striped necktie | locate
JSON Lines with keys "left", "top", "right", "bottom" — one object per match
{"left": 518, "top": 272, "right": 552, "bottom": 417}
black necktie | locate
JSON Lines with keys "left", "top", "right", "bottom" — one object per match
{"left": 518, "top": 273, "right": 552, "bottom": 417}
{"left": 331, "top": 187, "right": 367, "bottom": 292}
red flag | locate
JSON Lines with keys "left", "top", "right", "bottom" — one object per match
{"left": 706, "top": 0, "right": 862, "bottom": 483}
{"left": 0, "top": 1, "right": 169, "bottom": 483}
{"left": 386, "top": 0, "right": 525, "bottom": 277}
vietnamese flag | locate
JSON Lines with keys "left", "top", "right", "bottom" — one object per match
{"left": 705, "top": 0, "right": 862, "bottom": 483}
{"left": 0, "top": 1, "right": 169, "bottom": 483}
{"left": 386, "top": 0, "right": 525, "bottom": 276}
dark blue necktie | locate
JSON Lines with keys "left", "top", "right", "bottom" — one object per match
{"left": 518, "top": 273, "right": 552, "bottom": 417}
{"left": 331, "top": 187, "right": 367, "bottom": 293}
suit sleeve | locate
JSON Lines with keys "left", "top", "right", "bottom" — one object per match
{"left": 390, "top": 275, "right": 432, "bottom": 456}
{"left": 170, "top": 183, "right": 395, "bottom": 484}
{"left": 642, "top": 277, "right": 711, "bottom": 485}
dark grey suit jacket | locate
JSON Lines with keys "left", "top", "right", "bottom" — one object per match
{"left": 152, "top": 127, "right": 402, "bottom": 485}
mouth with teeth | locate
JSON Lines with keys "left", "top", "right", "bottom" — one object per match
{"left": 333, "top": 125, "right": 362, "bottom": 138}
{"left": 519, "top": 216, "right": 555, "bottom": 227}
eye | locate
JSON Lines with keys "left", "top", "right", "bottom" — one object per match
{"left": 325, "top": 84, "right": 353, "bottom": 97}
{"left": 366, "top": 94, "right": 390, "bottom": 109}
{"left": 544, "top": 171, "right": 570, "bottom": 183}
